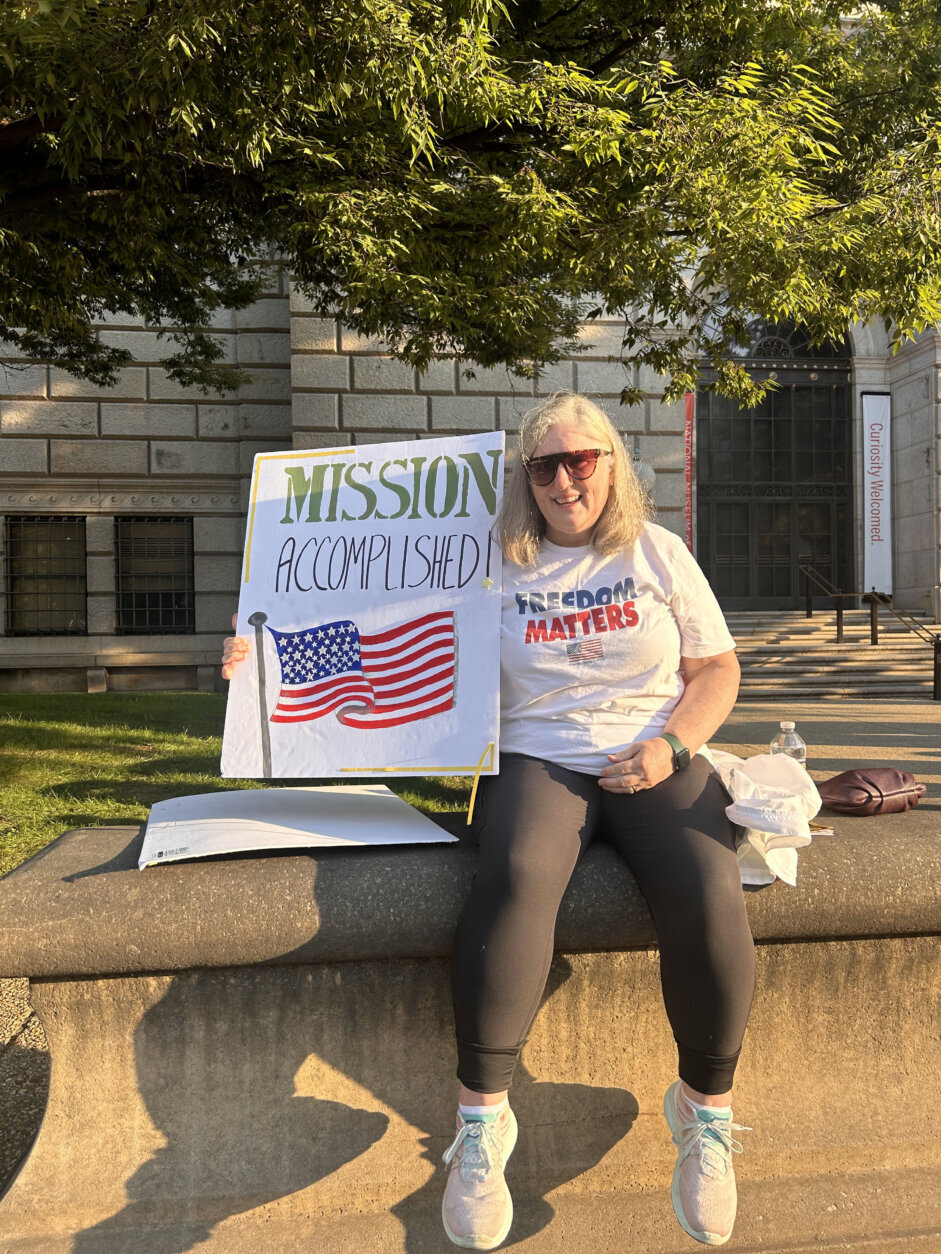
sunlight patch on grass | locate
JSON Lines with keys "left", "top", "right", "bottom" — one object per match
{"left": 0, "top": 694, "right": 473, "bottom": 877}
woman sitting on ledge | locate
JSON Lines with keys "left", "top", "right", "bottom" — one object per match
{"left": 224, "top": 392, "right": 753, "bottom": 1250}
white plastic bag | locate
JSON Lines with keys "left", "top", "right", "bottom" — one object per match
{"left": 711, "top": 750, "right": 822, "bottom": 887}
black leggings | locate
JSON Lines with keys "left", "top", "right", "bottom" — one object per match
{"left": 451, "top": 753, "right": 756, "bottom": 1096}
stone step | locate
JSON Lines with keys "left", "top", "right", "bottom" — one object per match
{"left": 730, "top": 624, "right": 938, "bottom": 639}
{"left": 736, "top": 643, "right": 937, "bottom": 651}
{"left": 725, "top": 612, "right": 937, "bottom": 633}
{"left": 730, "top": 618, "right": 936, "bottom": 628}
{"left": 739, "top": 691, "right": 932, "bottom": 699}
{"left": 738, "top": 692, "right": 933, "bottom": 700}
{"left": 738, "top": 684, "right": 933, "bottom": 697}
{"left": 738, "top": 663, "right": 933, "bottom": 679}
{"left": 738, "top": 665, "right": 933, "bottom": 678}
{"left": 733, "top": 637, "right": 936, "bottom": 650}
{"left": 742, "top": 657, "right": 938, "bottom": 667}
{"left": 728, "top": 608, "right": 940, "bottom": 702}
{"left": 738, "top": 655, "right": 933, "bottom": 667}
{"left": 724, "top": 608, "right": 933, "bottom": 619}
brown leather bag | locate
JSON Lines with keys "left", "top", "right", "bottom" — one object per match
{"left": 817, "top": 768, "right": 926, "bottom": 816}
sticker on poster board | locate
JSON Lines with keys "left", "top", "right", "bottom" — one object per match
{"left": 221, "top": 432, "right": 504, "bottom": 778}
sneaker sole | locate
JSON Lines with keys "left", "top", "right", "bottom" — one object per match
{"left": 441, "top": 1112, "right": 518, "bottom": 1250}
{"left": 663, "top": 1083, "right": 732, "bottom": 1247}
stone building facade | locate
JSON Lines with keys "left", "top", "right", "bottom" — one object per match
{"left": 1, "top": 270, "right": 939, "bottom": 691}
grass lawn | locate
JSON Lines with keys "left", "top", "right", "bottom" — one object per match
{"left": 0, "top": 692, "right": 472, "bottom": 878}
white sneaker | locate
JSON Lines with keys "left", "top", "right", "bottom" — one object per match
{"left": 663, "top": 1081, "right": 749, "bottom": 1246}
{"left": 441, "top": 1105, "right": 518, "bottom": 1249}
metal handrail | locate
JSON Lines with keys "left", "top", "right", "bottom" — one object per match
{"left": 799, "top": 564, "right": 846, "bottom": 601}
{"left": 798, "top": 564, "right": 859, "bottom": 643}
{"left": 869, "top": 591, "right": 939, "bottom": 647}
{"left": 799, "top": 564, "right": 941, "bottom": 700}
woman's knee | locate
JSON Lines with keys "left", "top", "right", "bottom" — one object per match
{"left": 477, "top": 832, "right": 576, "bottom": 906}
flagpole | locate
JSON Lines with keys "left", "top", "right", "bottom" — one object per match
{"left": 247, "top": 611, "right": 272, "bottom": 777}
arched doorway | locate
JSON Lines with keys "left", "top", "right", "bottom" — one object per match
{"left": 696, "top": 321, "right": 852, "bottom": 610}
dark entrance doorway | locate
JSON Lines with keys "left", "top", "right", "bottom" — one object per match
{"left": 696, "top": 322, "right": 852, "bottom": 610}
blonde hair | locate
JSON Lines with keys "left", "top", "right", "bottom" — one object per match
{"left": 496, "top": 393, "right": 652, "bottom": 567}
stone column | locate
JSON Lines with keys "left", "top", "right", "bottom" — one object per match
{"left": 85, "top": 514, "right": 115, "bottom": 637}
{"left": 84, "top": 514, "right": 114, "bottom": 692}
{"left": 0, "top": 515, "right": 6, "bottom": 635}
{"left": 886, "top": 331, "right": 941, "bottom": 616}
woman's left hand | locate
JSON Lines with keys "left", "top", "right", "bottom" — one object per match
{"left": 598, "top": 737, "right": 675, "bottom": 794}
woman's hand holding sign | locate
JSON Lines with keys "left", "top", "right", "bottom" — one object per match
{"left": 221, "top": 615, "right": 250, "bottom": 681}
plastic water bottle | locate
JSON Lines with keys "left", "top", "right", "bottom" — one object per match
{"left": 770, "top": 721, "right": 807, "bottom": 767}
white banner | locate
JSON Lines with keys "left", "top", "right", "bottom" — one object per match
{"left": 861, "top": 393, "right": 892, "bottom": 595}
{"left": 221, "top": 432, "right": 504, "bottom": 779}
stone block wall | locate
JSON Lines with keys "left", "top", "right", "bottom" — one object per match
{"left": 0, "top": 269, "right": 292, "bottom": 687}
{"left": 288, "top": 281, "right": 688, "bottom": 537}
{"left": 0, "top": 277, "right": 693, "bottom": 688}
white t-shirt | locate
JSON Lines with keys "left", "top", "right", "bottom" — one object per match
{"left": 499, "top": 523, "right": 736, "bottom": 775}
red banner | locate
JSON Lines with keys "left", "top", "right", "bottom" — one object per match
{"left": 684, "top": 392, "right": 694, "bottom": 551}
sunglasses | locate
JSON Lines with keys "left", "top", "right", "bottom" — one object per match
{"left": 522, "top": 448, "right": 611, "bottom": 487}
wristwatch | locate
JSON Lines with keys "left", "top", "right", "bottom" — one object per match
{"left": 661, "top": 732, "right": 691, "bottom": 773}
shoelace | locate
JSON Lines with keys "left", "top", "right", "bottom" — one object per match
{"left": 442, "top": 1119, "right": 503, "bottom": 1183}
{"left": 674, "top": 1114, "right": 751, "bottom": 1180}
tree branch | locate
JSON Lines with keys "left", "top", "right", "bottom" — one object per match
{"left": 0, "top": 160, "right": 267, "bottom": 218}
{"left": 586, "top": 21, "right": 664, "bottom": 77}
{"left": 532, "top": 0, "right": 590, "bottom": 31}
{"left": 443, "top": 121, "right": 546, "bottom": 152}
{"left": 0, "top": 113, "right": 65, "bottom": 150}
{"left": 0, "top": 179, "right": 113, "bottom": 215}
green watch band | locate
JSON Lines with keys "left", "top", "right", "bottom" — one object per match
{"left": 661, "top": 732, "right": 691, "bottom": 772}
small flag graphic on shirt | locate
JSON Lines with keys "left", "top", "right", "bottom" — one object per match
{"left": 566, "top": 639, "right": 604, "bottom": 664}
{"left": 266, "top": 610, "right": 455, "bottom": 729}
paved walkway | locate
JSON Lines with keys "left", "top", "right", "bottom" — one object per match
{"left": 713, "top": 699, "right": 941, "bottom": 789}
{"left": 1, "top": 698, "right": 938, "bottom": 1201}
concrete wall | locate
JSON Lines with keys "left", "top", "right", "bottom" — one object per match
{"left": 887, "top": 335, "right": 941, "bottom": 618}
{"left": 2, "top": 926, "right": 939, "bottom": 1250}
{"left": 2, "top": 807, "right": 939, "bottom": 1251}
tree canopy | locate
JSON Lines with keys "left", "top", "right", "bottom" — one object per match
{"left": 2, "top": 0, "right": 941, "bottom": 402}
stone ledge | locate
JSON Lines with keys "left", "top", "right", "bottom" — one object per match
{"left": 0, "top": 476, "right": 242, "bottom": 513}
{"left": 0, "top": 653, "right": 224, "bottom": 669}
{"left": 1, "top": 813, "right": 939, "bottom": 980}
{"left": 0, "top": 634, "right": 228, "bottom": 666}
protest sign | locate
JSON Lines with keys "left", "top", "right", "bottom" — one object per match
{"left": 221, "top": 432, "right": 504, "bottom": 779}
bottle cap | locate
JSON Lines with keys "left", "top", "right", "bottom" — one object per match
{"left": 780, "top": 721, "right": 795, "bottom": 730}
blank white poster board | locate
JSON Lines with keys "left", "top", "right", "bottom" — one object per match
{"left": 138, "top": 785, "right": 458, "bottom": 868}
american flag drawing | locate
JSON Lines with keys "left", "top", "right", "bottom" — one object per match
{"left": 267, "top": 610, "right": 456, "bottom": 729}
{"left": 566, "top": 639, "right": 604, "bottom": 664}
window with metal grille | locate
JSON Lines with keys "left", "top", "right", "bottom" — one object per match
{"left": 115, "top": 517, "right": 195, "bottom": 634}
{"left": 5, "top": 516, "right": 88, "bottom": 635}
